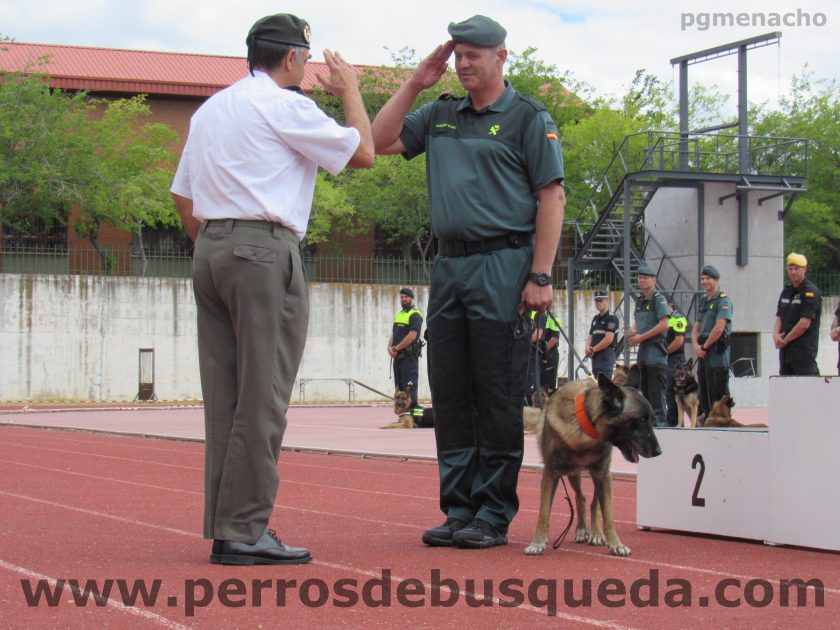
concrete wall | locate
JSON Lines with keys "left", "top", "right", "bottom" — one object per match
{"left": 1, "top": 273, "right": 837, "bottom": 403}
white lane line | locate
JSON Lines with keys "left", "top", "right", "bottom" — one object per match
{"left": 0, "top": 558, "right": 193, "bottom": 630}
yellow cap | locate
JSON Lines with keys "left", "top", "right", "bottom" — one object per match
{"left": 786, "top": 252, "right": 807, "bottom": 268}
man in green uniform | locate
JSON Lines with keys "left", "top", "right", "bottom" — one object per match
{"left": 690, "top": 265, "right": 733, "bottom": 419}
{"left": 372, "top": 15, "right": 566, "bottom": 549}
{"left": 628, "top": 263, "right": 670, "bottom": 427}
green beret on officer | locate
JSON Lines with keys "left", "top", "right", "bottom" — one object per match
{"left": 447, "top": 15, "right": 507, "bottom": 46}
{"left": 636, "top": 262, "right": 656, "bottom": 277}
{"left": 701, "top": 264, "right": 720, "bottom": 279}
{"left": 246, "top": 13, "right": 312, "bottom": 49}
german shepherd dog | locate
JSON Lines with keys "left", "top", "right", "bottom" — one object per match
{"left": 380, "top": 387, "right": 435, "bottom": 429}
{"left": 701, "top": 395, "right": 768, "bottom": 428}
{"left": 612, "top": 364, "right": 640, "bottom": 389}
{"left": 673, "top": 358, "right": 700, "bottom": 428}
{"left": 524, "top": 373, "right": 662, "bottom": 556}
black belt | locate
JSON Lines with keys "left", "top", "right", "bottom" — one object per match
{"left": 437, "top": 232, "right": 532, "bottom": 257}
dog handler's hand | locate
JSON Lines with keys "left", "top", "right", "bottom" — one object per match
{"left": 522, "top": 282, "right": 552, "bottom": 312}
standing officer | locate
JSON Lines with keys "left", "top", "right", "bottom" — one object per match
{"left": 171, "top": 13, "right": 374, "bottom": 565}
{"left": 774, "top": 252, "right": 822, "bottom": 375}
{"left": 585, "top": 290, "right": 618, "bottom": 379}
{"left": 830, "top": 301, "right": 840, "bottom": 376}
{"left": 627, "top": 263, "right": 670, "bottom": 427}
{"left": 526, "top": 309, "right": 560, "bottom": 400}
{"left": 372, "top": 15, "right": 565, "bottom": 549}
{"left": 388, "top": 287, "right": 424, "bottom": 407}
{"left": 690, "top": 265, "right": 733, "bottom": 420}
{"left": 665, "top": 298, "right": 688, "bottom": 427}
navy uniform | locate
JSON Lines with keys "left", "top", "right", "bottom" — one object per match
{"left": 390, "top": 287, "right": 424, "bottom": 407}
{"left": 588, "top": 294, "right": 618, "bottom": 379}
{"left": 833, "top": 301, "right": 840, "bottom": 375}
{"left": 633, "top": 265, "right": 670, "bottom": 427}
{"left": 391, "top": 16, "right": 565, "bottom": 546}
{"left": 664, "top": 304, "right": 688, "bottom": 427}
{"left": 776, "top": 255, "right": 822, "bottom": 375}
{"left": 526, "top": 310, "right": 561, "bottom": 398}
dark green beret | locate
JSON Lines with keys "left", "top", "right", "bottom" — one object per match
{"left": 701, "top": 265, "right": 720, "bottom": 279}
{"left": 247, "top": 13, "right": 311, "bottom": 49}
{"left": 636, "top": 262, "right": 656, "bottom": 277}
{"left": 399, "top": 287, "right": 414, "bottom": 298}
{"left": 448, "top": 15, "right": 507, "bottom": 47}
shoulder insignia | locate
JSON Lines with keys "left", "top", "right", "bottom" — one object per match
{"left": 805, "top": 291, "right": 815, "bottom": 298}
{"left": 516, "top": 93, "right": 547, "bottom": 112}
{"left": 719, "top": 293, "right": 727, "bottom": 298}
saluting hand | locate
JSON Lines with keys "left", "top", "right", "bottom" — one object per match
{"left": 408, "top": 41, "right": 455, "bottom": 91}
{"left": 317, "top": 50, "right": 360, "bottom": 97}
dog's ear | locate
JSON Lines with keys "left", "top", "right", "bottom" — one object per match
{"left": 686, "top": 357, "right": 694, "bottom": 371}
{"left": 597, "top": 372, "right": 625, "bottom": 415}
{"left": 726, "top": 396, "right": 735, "bottom": 408}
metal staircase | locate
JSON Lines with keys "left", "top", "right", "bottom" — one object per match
{"left": 564, "top": 130, "right": 808, "bottom": 371}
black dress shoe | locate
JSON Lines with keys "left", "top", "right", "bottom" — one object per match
{"left": 452, "top": 519, "right": 507, "bottom": 549}
{"left": 421, "top": 518, "right": 468, "bottom": 547}
{"left": 211, "top": 529, "right": 311, "bottom": 565}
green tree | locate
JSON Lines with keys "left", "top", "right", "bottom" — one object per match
{"left": 0, "top": 72, "right": 93, "bottom": 232}
{"left": 753, "top": 69, "right": 840, "bottom": 276}
{"left": 72, "top": 95, "right": 179, "bottom": 273}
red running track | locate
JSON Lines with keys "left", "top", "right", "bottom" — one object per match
{"left": 0, "top": 424, "right": 836, "bottom": 629}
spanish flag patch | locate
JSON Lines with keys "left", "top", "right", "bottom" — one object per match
{"left": 546, "top": 132, "right": 558, "bottom": 140}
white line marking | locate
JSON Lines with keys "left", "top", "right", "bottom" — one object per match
{"left": 0, "top": 558, "right": 193, "bottom": 630}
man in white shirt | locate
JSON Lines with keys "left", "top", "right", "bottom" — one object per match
{"left": 171, "top": 13, "right": 373, "bottom": 565}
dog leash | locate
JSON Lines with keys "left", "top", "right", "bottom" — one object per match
{"left": 551, "top": 476, "right": 575, "bottom": 549}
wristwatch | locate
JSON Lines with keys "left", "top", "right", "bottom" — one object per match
{"left": 528, "top": 272, "right": 552, "bottom": 287}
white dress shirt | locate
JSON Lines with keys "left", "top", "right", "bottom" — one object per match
{"left": 171, "top": 71, "right": 360, "bottom": 239}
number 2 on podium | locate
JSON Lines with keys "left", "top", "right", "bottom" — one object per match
{"left": 691, "top": 453, "right": 706, "bottom": 507}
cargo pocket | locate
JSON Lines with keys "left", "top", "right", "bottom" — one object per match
{"left": 233, "top": 245, "right": 276, "bottom": 263}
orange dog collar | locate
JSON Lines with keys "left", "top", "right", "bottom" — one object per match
{"left": 575, "top": 391, "right": 600, "bottom": 439}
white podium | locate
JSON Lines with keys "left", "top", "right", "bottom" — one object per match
{"left": 637, "top": 377, "right": 839, "bottom": 551}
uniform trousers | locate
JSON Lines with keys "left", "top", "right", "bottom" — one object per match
{"left": 779, "top": 348, "right": 819, "bottom": 376}
{"left": 426, "top": 249, "right": 531, "bottom": 532}
{"left": 192, "top": 219, "right": 308, "bottom": 543}
{"left": 394, "top": 353, "right": 420, "bottom": 407}
{"left": 638, "top": 362, "right": 667, "bottom": 427}
{"left": 665, "top": 353, "right": 685, "bottom": 427}
{"left": 697, "top": 357, "right": 730, "bottom": 418}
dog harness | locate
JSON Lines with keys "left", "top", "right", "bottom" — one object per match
{"left": 574, "top": 391, "right": 600, "bottom": 439}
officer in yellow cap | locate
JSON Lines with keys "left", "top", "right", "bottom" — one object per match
{"left": 774, "top": 253, "right": 822, "bottom": 375}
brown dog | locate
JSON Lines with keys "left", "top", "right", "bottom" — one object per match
{"left": 612, "top": 364, "right": 640, "bottom": 389}
{"left": 702, "top": 395, "right": 767, "bottom": 428}
{"left": 380, "top": 388, "right": 434, "bottom": 429}
{"left": 524, "top": 373, "right": 662, "bottom": 557}
{"left": 673, "top": 358, "right": 700, "bottom": 428}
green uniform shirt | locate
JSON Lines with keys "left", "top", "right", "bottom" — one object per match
{"left": 697, "top": 290, "right": 733, "bottom": 369}
{"left": 400, "top": 81, "right": 564, "bottom": 241}
{"left": 634, "top": 290, "right": 670, "bottom": 366}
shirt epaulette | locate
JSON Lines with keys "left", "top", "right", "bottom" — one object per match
{"left": 720, "top": 293, "right": 727, "bottom": 298}
{"left": 515, "top": 93, "right": 547, "bottom": 113}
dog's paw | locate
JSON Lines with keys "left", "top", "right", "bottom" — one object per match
{"left": 524, "top": 542, "right": 546, "bottom": 555}
{"left": 609, "top": 544, "right": 632, "bottom": 557}
{"left": 587, "top": 532, "right": 607, "bottom": 546}
{"left": 574, "top": 527, "right": 589, "bottom": 544}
